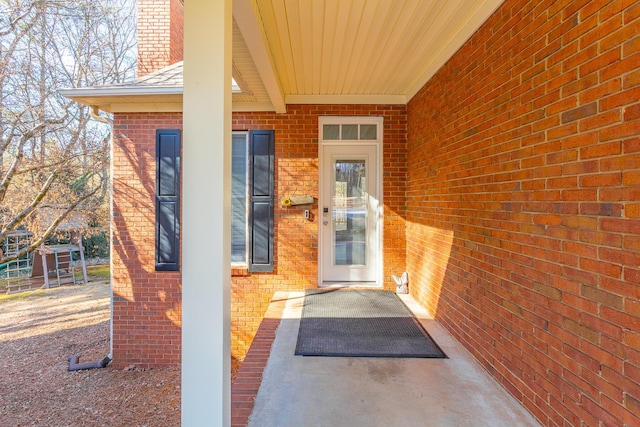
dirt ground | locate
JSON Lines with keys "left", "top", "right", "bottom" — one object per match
{"left": 0, "top": 279, "right": 240, "bottom": 426}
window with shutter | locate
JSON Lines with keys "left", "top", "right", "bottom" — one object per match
{"left": 248, "top": 130, "right": 274, "bottom": 272}
{"left": 155, "top": 129, "right": 181, "bottom": 271}
{"left": 154, "top": 128, "right": 273, "bottom": 272}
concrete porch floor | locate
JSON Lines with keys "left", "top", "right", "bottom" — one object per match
{"left": 232, "top": 291, "right": 540, "bottom": 427}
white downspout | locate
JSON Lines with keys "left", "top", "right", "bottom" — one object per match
{"left": 90, "top": 105, "right": 114, "bottom": 360}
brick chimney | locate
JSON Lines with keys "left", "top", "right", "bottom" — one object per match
{"left": 137, "top": 0, "right": 184, "bottom": 76}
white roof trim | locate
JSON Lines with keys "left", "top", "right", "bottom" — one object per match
{"left": 232, "top": 102, "right": 277, "bottom": 112}
{"left": 109, "top": 102, "right": 184, "bottom": 113}
{"left": 59, "top": 86, "right": 183, "bottom": 98}
{"left": 233, "top": 0, "right": 286, "bottom": 113}
{"left": 285, "top": 94, "right": 407, "bottom": 105}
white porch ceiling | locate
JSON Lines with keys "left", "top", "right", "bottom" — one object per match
{"left": 61, "top": 0, "right": 505, "bottom": 113}
{"left": 233, "top": 0, "right": 504, "bottom": 110}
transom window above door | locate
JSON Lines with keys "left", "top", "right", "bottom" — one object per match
{"left": 322, "top": 123, "right": 379, "bottom": 141}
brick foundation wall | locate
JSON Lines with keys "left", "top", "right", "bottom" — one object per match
{"left": 137, "top": 0, "right": 183, "bottom": 76}
{"left": 112, "top": 105, "right": 407, "bottom": 366}
{"left": 407, "top": 0, "right": 640, "bottom": 425}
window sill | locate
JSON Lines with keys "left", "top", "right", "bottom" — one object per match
{"left": 231, "top": 265, "right": 250, "bottom": 277}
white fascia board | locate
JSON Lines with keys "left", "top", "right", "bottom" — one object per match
{"left": 111, "top": 101, "right": 279, "bottom": 113}
{"left": 285, "top": 94, "right": 407, "bottom": 105}
{"left": 59, "top": 86, "right": 183, "bottom": 98}
{"left": 110, "top": 102, "right": 184, "bottom": 113}
{"left": 233, "top": 0, "right": 286, "bottom": 113}
{"left": 232, "top": 102, "right": 277, "bottom": 112}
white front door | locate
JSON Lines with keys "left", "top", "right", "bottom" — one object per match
{"left": 320, "top": 143, "right": 380, "bottom": 284}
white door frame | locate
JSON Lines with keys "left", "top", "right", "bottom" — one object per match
{"left": 318, "top": 116, "right": 383, "bottom": 287}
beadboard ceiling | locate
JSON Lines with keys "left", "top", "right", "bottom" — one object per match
{"left": 61, "top": 0, "right": 505, "bottom": 113}
{"left": 232, "top": 0, "right": 504, "bottom": 111}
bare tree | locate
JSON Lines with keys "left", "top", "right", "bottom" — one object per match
{"left": 0, "top": 0, "right": 136, "bottom": 263}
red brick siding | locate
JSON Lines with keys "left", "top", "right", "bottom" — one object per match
{"left": 407, "top": 0, "right": 640, "bottom": 425}
{"left": 111, "top": 105, "right": 407, "bottom": 365}
{"left": 137, "top": 0, "right": 183, "bottom": 76}
{"left": 112, "top": 113, "right": 184, "bottom": 368}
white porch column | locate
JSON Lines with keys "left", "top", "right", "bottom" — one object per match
{"left": 182, "top": 0, "right": 232, "bottom": 425}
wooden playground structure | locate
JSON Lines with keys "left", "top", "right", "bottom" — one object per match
{"left": 1, "top": 231, "right": 88, "bottom": 294}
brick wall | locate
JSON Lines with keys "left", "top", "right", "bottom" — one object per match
{"left": 111, "top": 105, "right": 407, "bottom": 365}
{"left": 232, "top": 105, "right": 407, "bottom": 355}
{"left": 137, "top": 0, "right": 183, "bottom": 76}
{"left": 112, "top": 113, "right": 184, "bottom": 367}
{"left": 407, "top": 0, "right": 640, "bottom": 425}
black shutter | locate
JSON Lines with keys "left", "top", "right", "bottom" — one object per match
{"left": 248, "top": 130, "right": 274, "bottom": 272}
{"left": 155, "top": 129, "right": 181, "bottom": 271}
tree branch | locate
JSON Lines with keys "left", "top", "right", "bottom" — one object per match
{"left": 0, "top": 117, "right": 66, "bottom": 204}
{"left": 0, "top": 182, "right": 103, "bottom": 264}
{"left": 0, "top": 164, "right": 60, "bottom": 241}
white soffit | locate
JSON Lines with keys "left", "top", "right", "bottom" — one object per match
{"left": 232, "top": 18, "right": 273, "bottom": 106}
{"left": 233, "top": 0, "right": 286, "bottom": 112}
{"left": 243, "top": 0, "right": 504, "bottom": 105}
{"left": 61, "top": 0, "right": 505, "bottom": 112}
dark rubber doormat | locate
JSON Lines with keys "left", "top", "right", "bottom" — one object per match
{"left": 295, "top": 290, "right": 446, "bottom": 358}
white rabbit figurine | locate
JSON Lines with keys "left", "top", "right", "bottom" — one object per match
{"left": 392, "top": 272, "right": 408, "bottom": 294}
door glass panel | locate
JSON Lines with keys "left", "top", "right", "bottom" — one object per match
{"left": 333, "top": 159, "right": 367, "bottom": 266}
